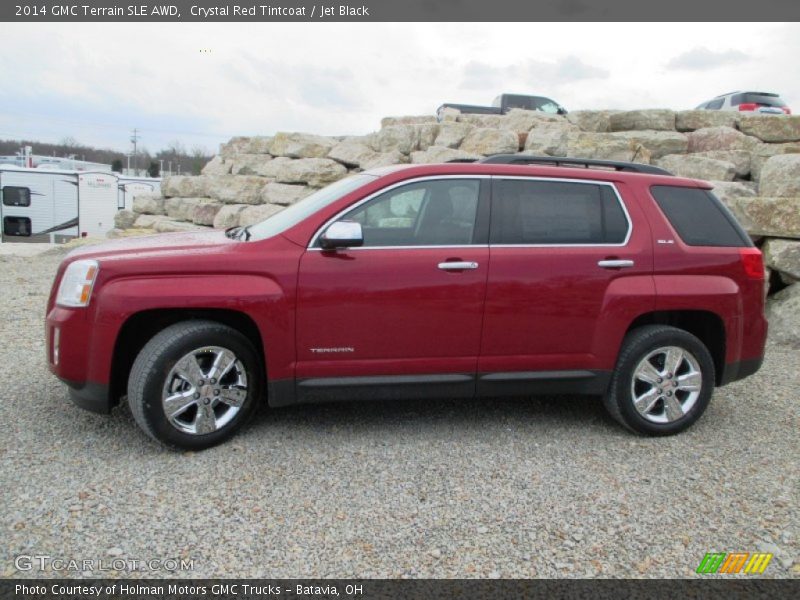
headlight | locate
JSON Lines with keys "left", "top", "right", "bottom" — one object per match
{"left": 56, "top": 259, "right": 99, "bottom": 307}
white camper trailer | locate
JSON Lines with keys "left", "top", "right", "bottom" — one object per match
{"left": 0, "top": 166, "right": 123, "bottom": 243}
{"left": 0, "top": 166, "right": 79, "bottom": 243}
{"left": 117, "top": 176, "right": 161, "bottom": 211}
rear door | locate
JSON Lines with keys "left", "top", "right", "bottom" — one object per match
{"left": 295, "top": 176, "right": 491, "bottom": 400}
{"left": 478, "top": 176, "right": 653, "bottom": 392}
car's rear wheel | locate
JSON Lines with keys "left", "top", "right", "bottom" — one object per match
{"left": 128, "top": 320, "right": 262, "bottom": 449}
{"left": 603, "top": 325, "right": 715, "bottom": 435}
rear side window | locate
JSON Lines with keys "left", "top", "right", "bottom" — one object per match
{"left": 2, "top": 186, "right": 31, "bottom": 207}
{"left": 706, "top": 98, "right": 724, "bottom": 110}
{"left": 650, "top": 186, "right": 752, "bottom": 247}
{"left": 491, "top": 179, "right": 629, "bottom": 245}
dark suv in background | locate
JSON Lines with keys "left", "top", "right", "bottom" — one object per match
{"left": 46, "top": 156, "right": 767, "bottom": 449}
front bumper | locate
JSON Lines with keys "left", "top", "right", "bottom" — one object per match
{"left": 62, "top": 379, "right": 112, "bottom": 414}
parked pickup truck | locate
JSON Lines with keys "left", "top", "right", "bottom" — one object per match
{"left": 437, "top": 94, "right": 568, "bottom": 121}
{"left": 46, "top": 156, "right": 766, "bottom": 449}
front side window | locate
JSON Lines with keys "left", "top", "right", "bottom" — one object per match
{"left": 330, "top": 179, "right": 481, "bottom": 247}
{"left": 2, "top": 186, "right": 31, "bottom": 207}
{"left": 491, "top": 179, "right": 629, "bottom": 245}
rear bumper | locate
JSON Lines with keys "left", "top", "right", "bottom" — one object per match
{"left": 63, "top": 379, "right": 112, "bottom": 414}
{"left": 719, "top": 356, "right": 764, "bottom": 386}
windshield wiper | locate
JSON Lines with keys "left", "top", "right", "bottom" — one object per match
{"left": 225, "top": 226, "right": 242, "bottom": 239}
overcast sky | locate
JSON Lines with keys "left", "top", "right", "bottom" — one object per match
{"left": 1, "top": 22, "right": 797, "bottom": 155}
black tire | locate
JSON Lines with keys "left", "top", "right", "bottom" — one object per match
{"left": 603, "top": 325, "right": 715, "bottom": 436}
{"left": 128, "top": 320, "right": 262, "bottom": 450}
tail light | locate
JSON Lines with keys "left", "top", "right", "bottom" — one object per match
{"left": 738, "top": 103, "right": 759, "bottom": 112}
{"left": 782, "top": 107, "right": 792, "bottom": 115}
{"left": 740, "top": 248, "right": 764, "bottom": 279}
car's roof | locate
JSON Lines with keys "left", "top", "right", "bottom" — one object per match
{"left": 363, "top": 162, "right": 708, "bottom": 188}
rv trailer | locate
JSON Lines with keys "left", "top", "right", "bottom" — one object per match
{"left": 117, "top": 175, "right": 161, "bottom": 211}
{"left": 0, "top": 166, "right": 125, "bottom": 243}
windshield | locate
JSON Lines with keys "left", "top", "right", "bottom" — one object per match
{"left": 246, "top": 174, "right": 376, "bottom": 241}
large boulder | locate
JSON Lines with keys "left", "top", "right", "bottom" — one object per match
{"left": 238, "top": 204, "right": 285, "bottom": 227}
{"left": 687, "top": 126, "right": 761, "bottom": 153}
{"left": 655, "top": 155, "right": 736, "bottom": 181}
{"left": 192, "top": 202, "right": 224, "bottom": 226}
{"left": 434, "top": 122, "right": 474, "bottom": 149}
{"left": 410, "top": 146, "right": 481, "bottom": 164}
{"left": 738, "top": 115, "right": 800, "bottom": 143}
{"left": 113, "top": 210, "right": 137, "bottom": 229}
{"left": 609, "top": 109, "right": 676, "bottom": 132}
{"left": 261, "top": 157, "right": 347, "bottom": 187}
{"left": 212, "top": 204, "right": 248, "bottom": 229}
{"left": 690, "top": 150, "right": 751, "bottom": 178}
{"left": 230, "top": 153, "right": 273, "bottom": 176}
{"left": 220, "top": 136, "right": 272, "bottom": 156}
{"left": 720, "top": 196, "right": 800, "bottom": 239}
{"left": 260, "top": 182, "right": 311, "bottom": 206}
{"left": 456, "top": 113, "right": 507, "bottom": 128}
{"left": 566, "top": 110, "right": 616, "bottom": 133}
{"left": 201, "top": 156, "right": 232, "bottom": 176}
{"left": 675, "top": 110, "right": 738, "bottom": 132}
{"left": 611, "top": 130, "right": 688, "bottom": 159}
{"left": 759, "top": 154, "right": 800, "bottom": 197}
{"left": 161, "top": 175, "right": 209, "bottom": 198}
{"left": 460, "top": 127, "right": 519, "bottom": 155}
{"left": 762, "top": 238, "right": 800, "bottom": 283}
{"left": 766, "top": 284, "right": 800, "bottom": 348}
{"left": 750, "top": 142, "right": 800, "bottom": 182}
{"left": 438, "top": 107, "right": 460, "bottom": 122}
{"left": 328, "top": 137, "right": 405, "bottom": 168}
{"left": 523, "top": 123, "right": 574, "bottom": 156}
{"left": 165, "top": 197, "right": 216, "bottom": 221}
{"left": 206, "top": 175, "right": 267, "bottom": 204}
{"left": 709, "top": 181, "right": 757, "bottom": 207}
{"left": 502, "top": 109, "right": 565, "bottom": 134}
{"left": 132, "top": 193, "right": 165, "bottom": 215}
{"left": 565, "top": 132, "right": 652, "bottom": 163}
{"left": 269, "top": 132, "right": 335, "bottom": 159}
{"left": 371, "top": 125, "right": 419, "bottom": 154}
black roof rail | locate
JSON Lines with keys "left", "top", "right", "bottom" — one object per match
{"left": 445, "top": 158, "right": 479, "bottom": 163}
{"left": 478, "top": 154, "right": 673, "bottom": 175}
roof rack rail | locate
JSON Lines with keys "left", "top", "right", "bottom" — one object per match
{"left": 445, "top": 158, "right": 479, "bottom": 163}
{"left": 478, "top": 154, "right": 673, "bottom": 175}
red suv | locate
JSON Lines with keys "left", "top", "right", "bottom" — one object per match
{"left": 46, "top": 156, "right": 767, "bottom": 449}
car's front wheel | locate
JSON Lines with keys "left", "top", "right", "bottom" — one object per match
{"left": 128, "top": 320, "right": 262, "bottom": 449}
{"left": 603, "top": 325, "right": 715, "bottom": 436}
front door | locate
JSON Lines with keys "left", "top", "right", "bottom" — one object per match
{"left": 296, "top": 176, "right": 490, "bottom": 401}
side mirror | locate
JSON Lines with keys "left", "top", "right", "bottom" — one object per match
{"left": 320, "top": 221, "right": 364, "bottom": 250}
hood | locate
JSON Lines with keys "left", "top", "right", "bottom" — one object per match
{"left": 64, "top": 230, "right": 233, "bottom": 263}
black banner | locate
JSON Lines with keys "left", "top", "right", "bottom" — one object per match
{"left": 3, "top": 579, "right": 800, "bottom": 600}
{"left": 3, "top": 0, "right": 800, "bottom": 22}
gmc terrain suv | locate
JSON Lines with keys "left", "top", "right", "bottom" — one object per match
{"left": 46, "top": 156, "right": 767, "bottom": 449}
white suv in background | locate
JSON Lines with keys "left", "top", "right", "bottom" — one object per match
{"left": 696, "top": 91, "right": 791, "bottom": 114}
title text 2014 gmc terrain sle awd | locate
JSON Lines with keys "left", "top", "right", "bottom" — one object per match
{"left": 46, "top": 156, "right": 767, "bottom": 449}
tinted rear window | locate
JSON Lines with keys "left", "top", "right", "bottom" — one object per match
{"left": 650, "top": 186, "right": 752, "bottom": 247}
{"left": 731, "top": 93, "right": 786, "bottom": 107}
{"left": 492, "top": 179, "right": 629, "bottom": 245}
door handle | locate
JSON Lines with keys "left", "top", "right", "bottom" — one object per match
{"left": 598, "top": 259, "right": 635, "bottom": 269}
{"left": 438, "top": 261, "right": 479, "bottom": 271}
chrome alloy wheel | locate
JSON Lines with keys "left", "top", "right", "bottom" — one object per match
{"left": 630, "top": 346, "right": 703, "bottom": 424}
{"left": 161, "top": 346, "right": 248, "bottom": 435}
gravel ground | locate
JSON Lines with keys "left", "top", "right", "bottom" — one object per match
{"left": 0, "top": 246, "right": 797, "bottom": 579}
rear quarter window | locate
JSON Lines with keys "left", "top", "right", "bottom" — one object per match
{"left": 650, "top": 185, "right": 752, "bottom": 247}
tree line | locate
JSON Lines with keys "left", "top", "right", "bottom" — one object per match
{"left": 0, "top": 137, "right": 215, "bottom": 176}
